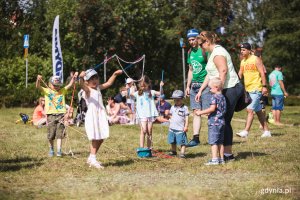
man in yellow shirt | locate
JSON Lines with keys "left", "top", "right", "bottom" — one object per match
{"left": 237, "top": 43, "right": 271, "bottom": 138}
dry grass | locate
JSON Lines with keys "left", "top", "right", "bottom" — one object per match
{"left": 0, "top": 107, "right": 299, "bottom": 200}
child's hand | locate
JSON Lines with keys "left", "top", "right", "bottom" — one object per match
{"left": 195, "top": 110, "right": 202, "bottom": 116}
{"left": 79, "top": 71, "right": 86, "bottom": 78}
{"left": 37, "top": 75, "right": 42, "bottom": 81}
{"left": 184, "top": 127, "right": 188, "bottom": 132}
{"left": 160, "top": 81, "right": 164, "bottom": 87}
{"left": 114, "top": 70, "right": 123, "bottom": 76}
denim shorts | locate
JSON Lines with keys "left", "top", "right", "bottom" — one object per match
{"left": 272, "top": 95, "right": 284, "bottom": 110}
{"left": 247, "top": 91, "right": 262, "bottom": 112}
{"left": 190, "top": 82, "right": 211, "bottom": 110}
{"left": 208, "top": 124, "right": 224, "bottom": 145}
{"left": 168, "top": 129, "right": 188, "bottom": 146}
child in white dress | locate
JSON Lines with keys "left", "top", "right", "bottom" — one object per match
{"left": 131, "top": 76, "right": 164, "bottom": 148}
{"left": 79, "top": 69, "right": 122, "bottom": 169}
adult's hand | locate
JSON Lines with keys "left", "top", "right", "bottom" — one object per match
{"left": 195, "top": 91, "right": 202, "bottom": 102}
{"left": 185, "top": 87, "right": 190, "bottom": 97}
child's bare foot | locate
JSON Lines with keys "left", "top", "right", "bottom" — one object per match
{"left": 275, "top": 122, "right": 284, "bottom": 126}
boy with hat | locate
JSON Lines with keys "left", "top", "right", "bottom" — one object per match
{"left": 36, "top": 73, "right": 78, "bottom": 157}
{"left": 168, "top": 90, "right": 189, "bottom": 158}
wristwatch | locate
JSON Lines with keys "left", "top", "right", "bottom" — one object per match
{"left": 262, "top": 85, "right": 267, "bottom": 88}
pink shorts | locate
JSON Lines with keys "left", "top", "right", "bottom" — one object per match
{"left": 138, "top": 117, "right": 156, "bottom": 123}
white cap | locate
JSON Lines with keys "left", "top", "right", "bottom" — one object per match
{"left": 49, "top": 76, "right": 62, "bottom": 86}
{"left": 126, "top": 78, "right": 134, "bottom": 84}
{"left": 84, "top": 69, "right": 98, "bottom": 81}
{"left": 171, "top": 90, "right": 184, "bottom": 99}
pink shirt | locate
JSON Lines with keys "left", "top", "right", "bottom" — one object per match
{"left": 32, "top": 105, "right": 45, "bottom": 123}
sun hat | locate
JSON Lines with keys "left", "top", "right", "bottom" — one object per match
{"left": 49, "top": 75, "right": 62, "bottom": 86}
{"left": 170, "top": 90, "right": 184, "bottom": 99}
{"left": 187, "top": 29, "right": 199, "bottom": 38}
{"left": 126, "top": 78, "right": 134, "bottom": 84}
{"left": 240, "top": 43, "right": 252, "bottom": 50}
{"left": 84, "top": 69, "right": 98, "bottom": 81}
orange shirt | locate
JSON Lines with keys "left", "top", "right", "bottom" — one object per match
{"left": 32, "top": 105, "right": 45, "bottom": 123}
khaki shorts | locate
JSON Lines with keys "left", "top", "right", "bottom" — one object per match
{"left": 47, "top": 114, "right": 65, "bottom": 140}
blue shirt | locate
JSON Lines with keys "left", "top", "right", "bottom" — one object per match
{"left": 134, "top": 90, "right": 158, "bottom": 118}
{"left": 156, "top": 101, "right": 171, "bottom": 116}
{"left": 208, "top": 94, "right": 226, "bottom": 125}
{"left": 269, "top": 70, "right": 284, "bottom": 95}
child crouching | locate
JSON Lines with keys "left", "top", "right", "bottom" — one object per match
{"left": 168, "top": 90, "right": 189, "bottom": 158}
{"left": 196, "top": 78, "right": 226, "bottom": 165}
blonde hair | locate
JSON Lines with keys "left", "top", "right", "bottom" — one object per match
{"left": 198, "top": 31, "right": 220, "bottom": 44}
{"left": 209, "top": 77, "right": 223, "bottom": 90}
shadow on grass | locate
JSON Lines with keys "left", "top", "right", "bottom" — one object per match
{"left": 0, "top": 156, "right": 44, "bottom": 172}
{"left": 270, "top": 132, "right": 284, "bottom": 137}
{"left": 106, "top": 159, "right": 135, "bottom": 167}
{"left": 236, "top": 151, "right": 268, "bottom": 160}
{"left": 186, "top": 152, "right": 207, "bottom": 158}
{"left": 232, "top": 141, "right": 246, "bottom": 145}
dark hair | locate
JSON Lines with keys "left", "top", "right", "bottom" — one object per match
{"left": 108, "top": 96, "right": 116, "bottom": 103}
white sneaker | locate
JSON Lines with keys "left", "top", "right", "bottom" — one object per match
{"left": 89, "top": 160, "right": 104, "bottom": 169}
{"left": 236, "top": 130, "right": 249, "bottom": 138}
{"left": 261, "top": 130, "right": 272, "bottom": 138}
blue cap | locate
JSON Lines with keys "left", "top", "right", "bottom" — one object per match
{"left": 187, "top": 29, "right": 199, "bottom": 38}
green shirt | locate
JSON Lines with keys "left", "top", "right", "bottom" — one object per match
{"left": 269, "top": 70, "right": 284, "bottom": 95}
{"left": 187, "top": 47, "right": 208, "bottom": 82}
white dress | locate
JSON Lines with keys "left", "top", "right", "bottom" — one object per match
{"left": 84, "top": 87, "right": 109, "bottom": 140}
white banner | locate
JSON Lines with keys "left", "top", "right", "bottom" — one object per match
{"left": 52, "top": 15, "right": 63, "bottom": 83}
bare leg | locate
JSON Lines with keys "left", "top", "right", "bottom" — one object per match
{"left": 180, "top": 145, "right": 186, "bottom": 155}
{"left": 244, "top": 109, "right": 255, "bottom": 131}
{"left": 275, "top": 110, "right": 283, "bottom": 125}
{"left": 219, "top": 144, "right": 224, "bottom": 160}
{"left": 256, "top": 110, "right": 269, "bottom": 131}
{"left": 57, "top": 139, "right": 62, "bottom": 151}
{"left": 90, "top": 139, "right": 103, "bottom": 155}
{"left": 140, "top": 122, "right": 147, "bottom": 148}
{"left": 193, "top": 110, "right": 201, "bottom": 136}
{"left": 146, "top": 121, "right": 153, "bottom": 148}
{"left": 211, "top": 145, "right": 218, "bottom": 159}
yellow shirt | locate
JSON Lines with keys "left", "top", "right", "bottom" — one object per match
{"left": 240, "top": 55, "right": 262, "bottom": 92}
{"left": 41, "top": 87, "right": 68, "bottom": 114}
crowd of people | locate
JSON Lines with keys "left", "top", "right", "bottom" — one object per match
{"left": 33, "top": 28, "right": 288, "bottom": 168}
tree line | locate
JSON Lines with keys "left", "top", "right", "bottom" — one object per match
{"left": 0, "top": 0, "right": 299, "bottom": 107}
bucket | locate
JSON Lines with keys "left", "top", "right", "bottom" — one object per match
{"left": 136, "top": 147, "right": 152, "bottom": 158}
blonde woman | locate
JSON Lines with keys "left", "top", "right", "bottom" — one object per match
{"left": 195, "top": 31, "right": 243, "bottom": 162}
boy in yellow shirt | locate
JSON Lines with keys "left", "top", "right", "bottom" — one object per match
{"left": 36, "top": 73, "right": 78, "bottom": 156}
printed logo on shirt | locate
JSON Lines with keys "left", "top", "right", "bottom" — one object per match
{"left": 191, "top": 60, "right": 203, "bottom": 74}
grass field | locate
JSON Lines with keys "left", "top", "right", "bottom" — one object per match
{"left": 0, "top": 107, "right": 299, "bottom": 200}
